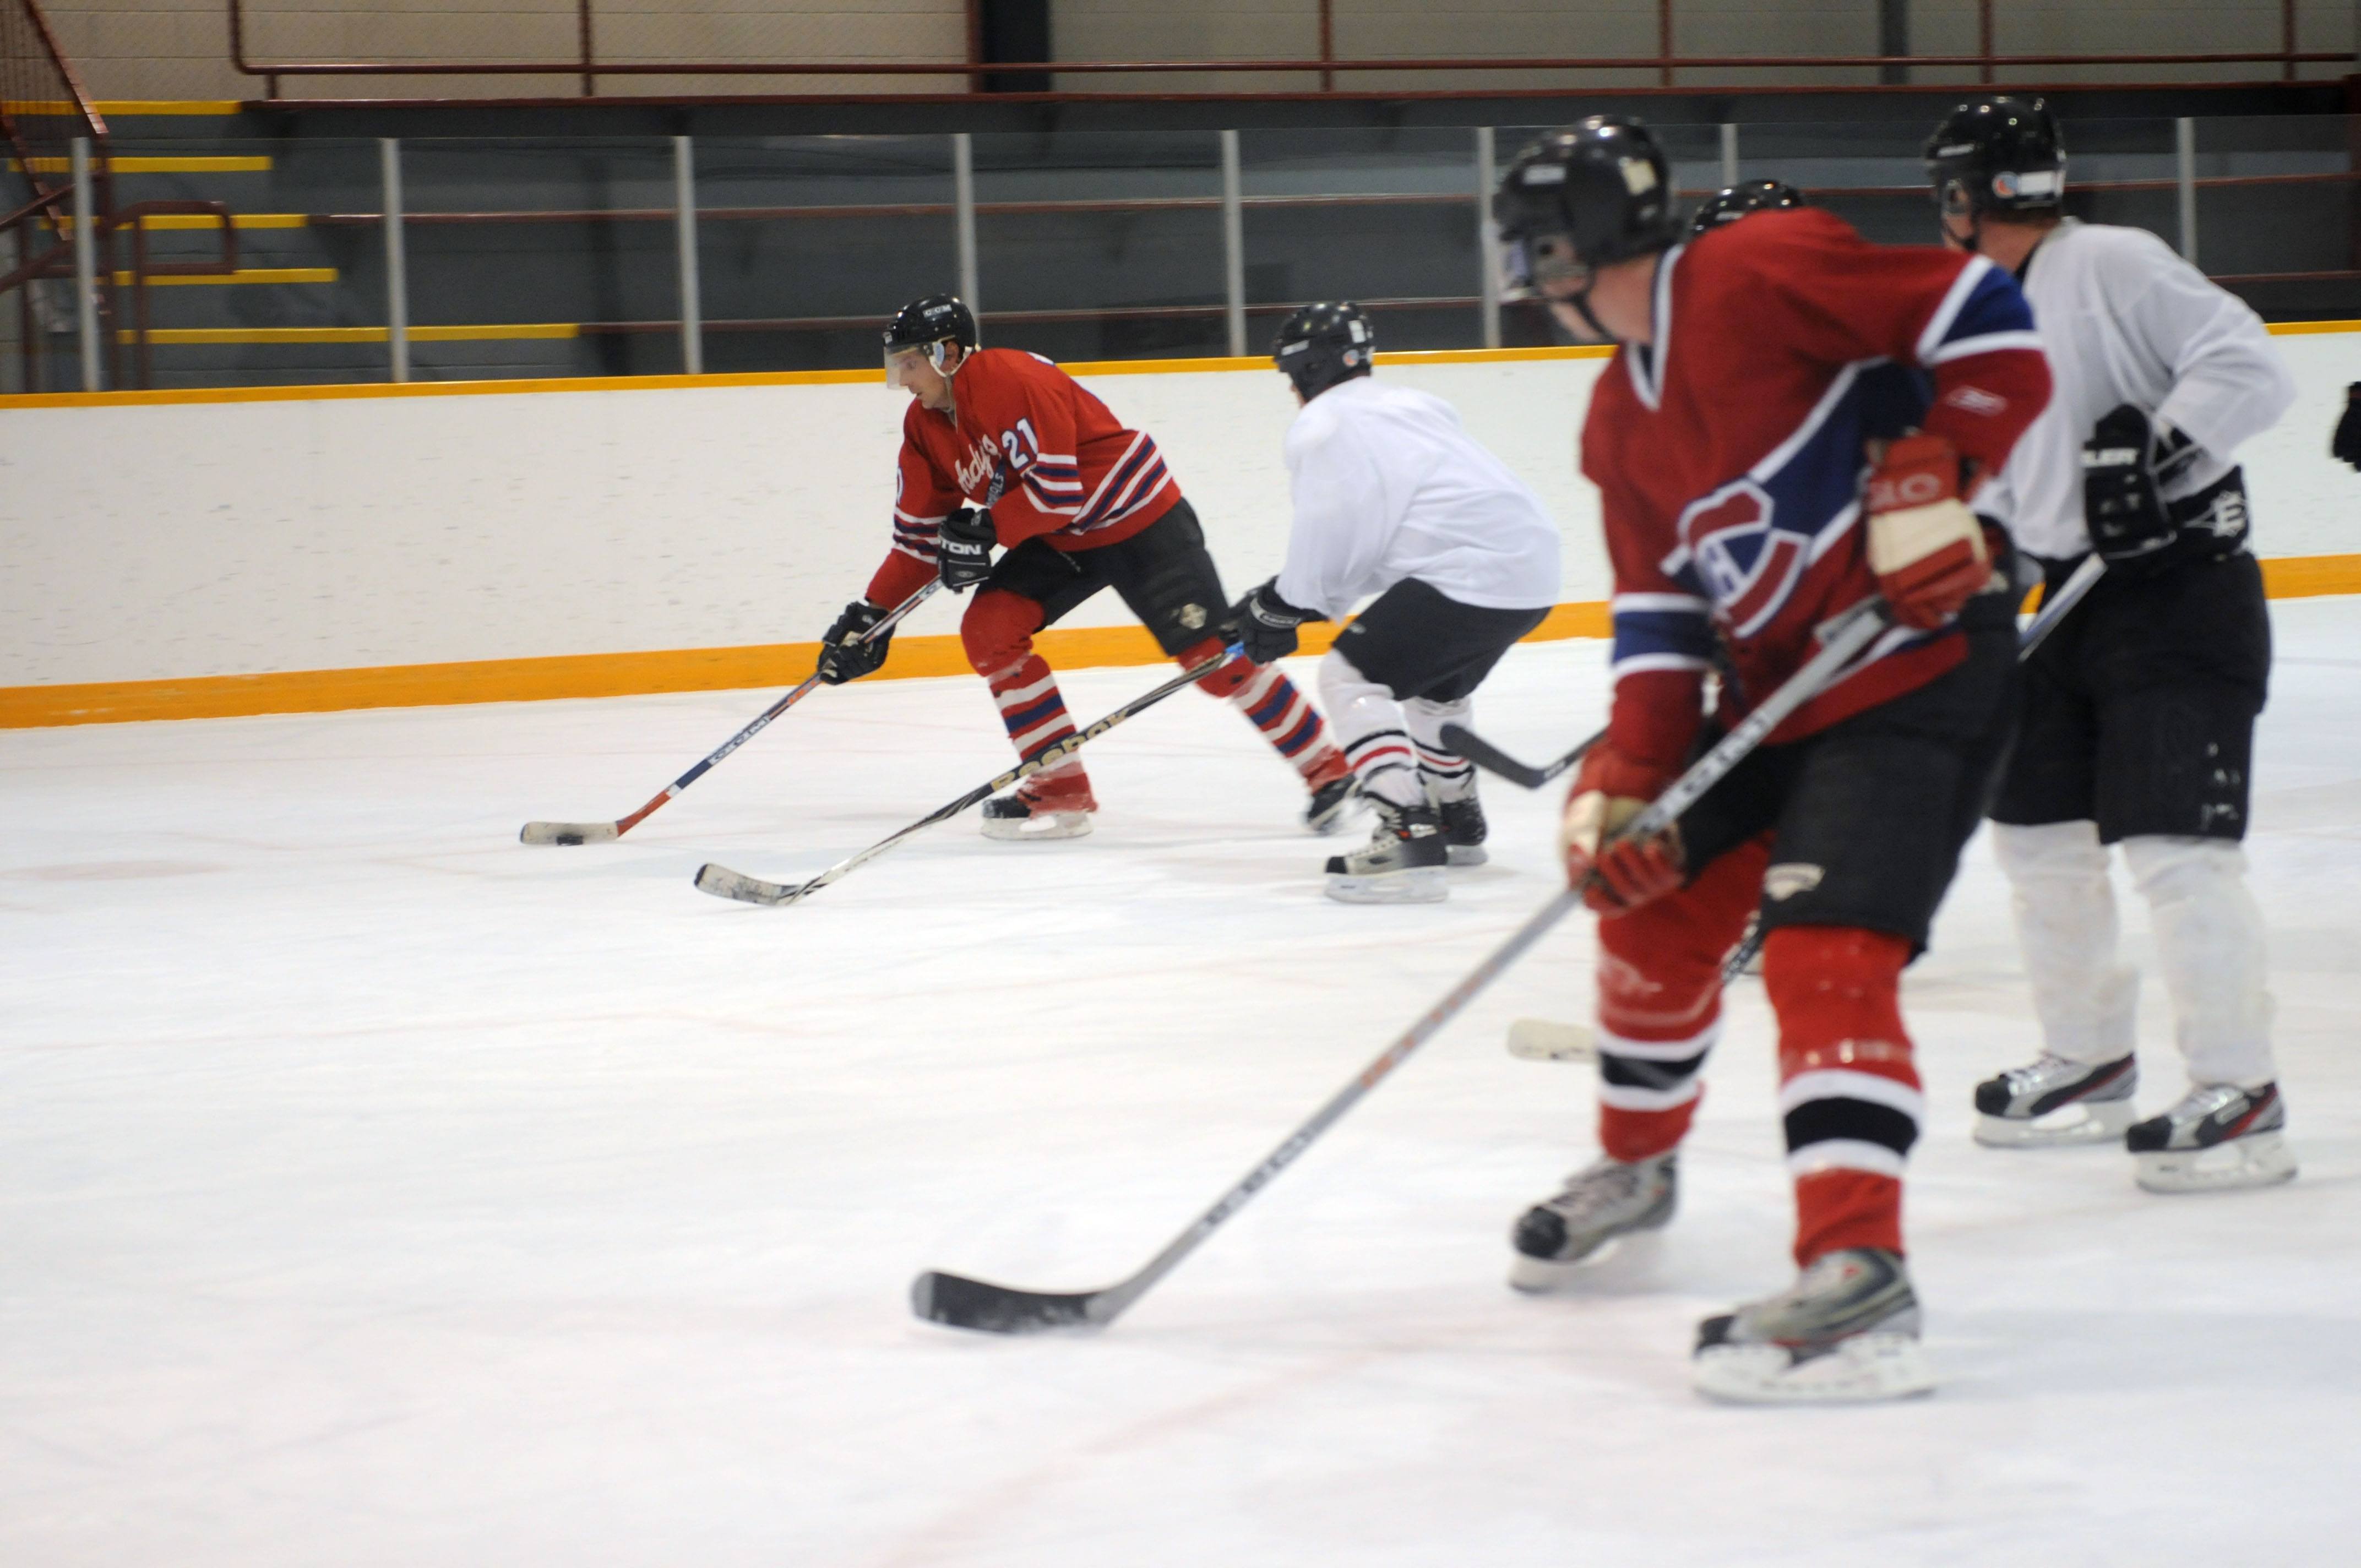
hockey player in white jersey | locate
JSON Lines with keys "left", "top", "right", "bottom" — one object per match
{"left": 1228, "top": 302, "right": 1561, "bottom": 902}
{"left": 1925, "top": 97, "right": 2300, "bottom": 1191}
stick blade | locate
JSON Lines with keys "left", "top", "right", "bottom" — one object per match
{"left": 911, "top": 1270, "right": 1104, "bottom": 1334}
{"left": 520, "top": 820, "right": 620, "bottom": 846}
{"left": 1506, "top": 1017, "right": 1597, "bottom": 1063}
{"left": 692, "top": 863, "right": 797, "bottom": 906}
{"left": 1438, "top": 722, "right": 1549, "bottom": 790}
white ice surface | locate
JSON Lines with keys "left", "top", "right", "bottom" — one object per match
{"left": 6, "top": 602, "right": 2360, "bottom": 1567}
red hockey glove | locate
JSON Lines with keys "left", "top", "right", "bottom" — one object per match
{"left": 1866, "top": 433, "right": 1990, "bottom": 630}
{"left": 1560, "top": 744, "right": 1686, "bottom": 915}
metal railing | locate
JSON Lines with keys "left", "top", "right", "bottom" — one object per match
{"left": 1, "top": 0, "right": 108, "bottom": 389}
{"left": 272, "top": 118, "right": 2341, "bottom": 389}
{"left": 224, "top": 0, "right": 2348, "bottom": 101}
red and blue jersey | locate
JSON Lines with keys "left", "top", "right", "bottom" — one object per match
{"left": 1583, "top": 209, "right": 2050, "bottom": 770}
{"left": 868, "top": 347, "right": 1181, "bottom": 607}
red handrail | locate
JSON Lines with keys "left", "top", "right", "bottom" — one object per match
{"left": 224, "top": 0, "right": 2347, "bottom": 100}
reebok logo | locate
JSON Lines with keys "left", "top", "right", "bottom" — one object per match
{"left": 1944, "top": 386, "right": 2008, "bottom": 417}
{"left": 1764, "top": 863, "right": 1825, "bottom": 901}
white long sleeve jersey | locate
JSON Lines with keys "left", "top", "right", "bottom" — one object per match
{"left": 1274, "top": 375, "right": 1562, "bottom": 620}
{"left": 1978, "top": 217, "right": 2296, "bottom": 559}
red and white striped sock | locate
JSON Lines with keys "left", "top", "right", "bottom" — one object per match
{"left": 988, "top": 655, "right": 1091, "bottom": 802}
{"left": 1205, "top": 655, "right": 1346, "bottom": 789}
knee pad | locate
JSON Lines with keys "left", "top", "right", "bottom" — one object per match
{"left": 1763, "top": 925, "right": 1912, "bottom": 1079}
{"left": 960, "top": 590, "right": 1045, "bottom": 677}
{"left": 1992, "top": 818, "right": 2108, "bottom": 884}
{"left": 1318, "top": 647, "right": 1391, "bottom": 713}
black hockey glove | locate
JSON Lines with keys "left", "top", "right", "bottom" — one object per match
{"left": 937, "top": 507, "right": 996, "bottom": 592}
{"left": 2334, "top": 383, "right": 2361, "bottom": 473}
{"left": 2083, "top": 403, "right": 2201, "bottom": 569}
{"left": 1227, "top": 578, "right": 1320, "bottom": 665}
{"left": 815, "top": 599, "right": 891, "bottom": 684}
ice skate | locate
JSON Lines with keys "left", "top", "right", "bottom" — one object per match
{"left": 1507, "top": 1151, "right": 1675, "bottom": 1290}
{"left": 1323, "top": 801, "right": 1448, "bottom": 903}
{"left": 1304, "top": 770, "right": 1361, "bottom": 835}
{"left": 1692, "top": 1248, "right": 1934, "bottom": 1404}
{"left": 1438, "top": 793, "right": 1488, "bottom": 867}
{"left": 1972, "top": 1052, "right": 2138, "bottom": 1147}
{"left": 2127, "top": 1081, "right": 2297, "bottom": 1193}
{"left": 980, "top": 774, "right": 1097, "bottom": 841}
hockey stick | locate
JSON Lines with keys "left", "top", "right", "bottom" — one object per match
{"left": 911, "top": 597, "right": 1893, "bottom": 1334}
{"left": 521, "top": 582, "right": 943, "bottom": 846}
{"left": 1505, "top": 562, "right": 2106, "bottom": 1064}
{"left": 2017, "top": 551, "right": 2105, "bottom": 657}
{"left": 693, "top": 645, "right": 1237, "bottom": 908}
{"left": 1437, "top": 723, "right": 1603, "bottom": 791}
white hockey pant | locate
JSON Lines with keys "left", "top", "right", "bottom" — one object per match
{"left": 1993, "top": 821, "right": 2276, "bottom": 1087}
{"left": 1316, "top": 649, "right": 1477, "bottom": 811}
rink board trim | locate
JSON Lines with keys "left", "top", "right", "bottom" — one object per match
{"left": 0, "top": 323, "right": 2342, "bottom": 412}
{"left": 5, "top": 560, "right": 2357, "bottom": 728}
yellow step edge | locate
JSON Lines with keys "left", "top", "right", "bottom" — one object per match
{"left": 11, "top": 155, "right": 273, "bottom": 174}
{"left": 110, "top": 267, "right": 336, "bottom": 287}
{"left": 146, "top": 213, "right": 309, "bottom": 231}
{"left": 117, "top": 323, "right": 581, "bottom": 346}
{"left": 6, "top": 557, "right": 2355, "bottom": 729}
{"left": 5, "top": 100, "right": 248, "bottom": 116}
{"left": 59, "top": 213, "right": 308, "bottom": 231}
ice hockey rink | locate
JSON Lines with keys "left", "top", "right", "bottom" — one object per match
{"left": 6, "top": 601, "right": 2358, "bottom": 1567}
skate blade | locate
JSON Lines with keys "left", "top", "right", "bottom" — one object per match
{"left": 1505, "top": 1230, "right": 1660, "bottom": 1293}
{"left": 1973, "top": 1098, "right": 2135, "bottom": 1148}
{"left": 1324, "top": 867, "right": 1447, "bottom": 904}
{"left": 1506, "top": 1018, "right": 1596, "bottom": 1063}
{"left": 980, "top": 811, "right": 1094, "bottom": 842}
{"left": 1693, "top": 1332, "right": 1935, "bottom": 1404}
{"left": 2135, "top": 1131, "right": 2298, "bottom": 1194}
{"left": 1446, "top": 845, "right": 1489, "bottom": 867}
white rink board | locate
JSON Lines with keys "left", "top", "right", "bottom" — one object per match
{"left": 3, "top": 603, "right": 2359, "bottom": 1565}
{"left": 6, "top": 332, "right": 2359, "bottom": 688}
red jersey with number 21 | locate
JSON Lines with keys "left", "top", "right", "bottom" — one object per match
{"left": 866, "top": 348, "right": 1181, "bottom": 607}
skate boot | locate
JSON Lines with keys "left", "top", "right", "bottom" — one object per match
{"left": 2126, "top": 1081, "right": 2297, "bottom": 1193}
{"left": 1507, "top": 1151, "right": 1676, "bottom": 1291}
{"left": 1692, "top": 1248, "right": 1934, "bottom": 1404}
{"left": 1323, "top": 801, "right": 1448, "bottom": 903}
{"left": 980, "top": 772, "right": 1097, "bottom": 841}
{"left": 1972, "top": 1052, "right": 2138, "bottom": 1147}
{"left": 1303, "top": 769, "right": 1361, "bottom": 835}
{"left": 1438, "top": 793, "right": 1488, "bottom": 867}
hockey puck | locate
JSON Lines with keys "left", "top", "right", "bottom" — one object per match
{"left": 553, "top": 833, "right": 584, "bottom": 846}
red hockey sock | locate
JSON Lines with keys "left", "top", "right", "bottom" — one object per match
{"left": 1763, "top": 925, "right": 1921, "bottom": 1266}
{"left": 1591, "top": 845, "right": 1763, "bottom": 1162}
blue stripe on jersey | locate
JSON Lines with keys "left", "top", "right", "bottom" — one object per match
{"left": 1933, "top": 264, "right": 2035, "bottom": 353}
{"left": 1078, "top": 440, "right": 1163, "bottom": 529}
{"left": 1611, "top": 607, "right": 1718, "bottom": 668}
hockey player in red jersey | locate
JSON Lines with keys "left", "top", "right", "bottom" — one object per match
{"left": 1493, "top": 118, "right": 2051, "bottom": 1401}
{"left": 815, "top": 296, "right": 1354, "bottom": 839}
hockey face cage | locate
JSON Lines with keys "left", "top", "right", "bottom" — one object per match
{"left": 1493, "top": 118, "right": 1684, "bottom": 323}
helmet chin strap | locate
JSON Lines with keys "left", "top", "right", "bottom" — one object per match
{"left": 1568, "top": 291, "right": 1615, "bottom": 344}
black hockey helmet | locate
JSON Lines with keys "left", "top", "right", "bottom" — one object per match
{"left": 882, "top": 293, "right": 978, "bottom": 386}
{"left": 1689, "top": 178, "right": 1805, "bottom": 238}
{"left": 1492, "top": 117, "right": 1686, "bottom": 297}
{"left": 1272, "top": 301, "right": 1375, "bottom": 401}
{"left": 1924, "top": 96, "right": 2066, "bottom": 222}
